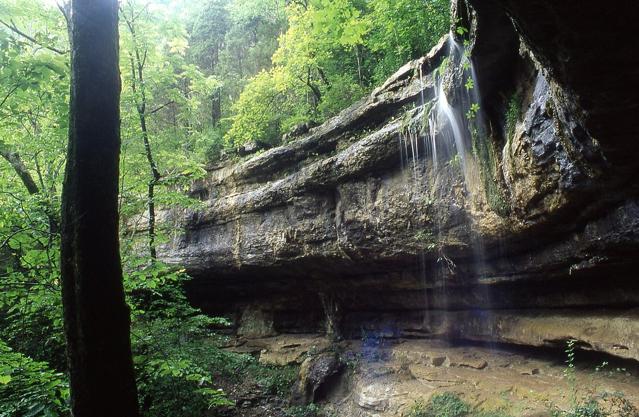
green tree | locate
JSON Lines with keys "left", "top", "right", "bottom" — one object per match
{"left": 225, "top": 0, "right": 449, "bottom": 149}
{"left": 366, "top": 0, "right": 450, "bottom": 84}
{"left": 0, "top": 0, "right": 68, "bottom": 373}
{"left": 119, "top": 0, "right": 214, "bottom": 259}
{"left": 226, "top": 0, "right": 369, "bottom": 147}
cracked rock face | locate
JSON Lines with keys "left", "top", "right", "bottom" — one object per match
{"left": 160, "top": 1, "right": 639, "bottom": 360}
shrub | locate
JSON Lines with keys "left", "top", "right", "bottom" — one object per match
{"left": 287, "top": 403, "right": 323, "bottom": 417}
{"left": 565, "top": 401, "right": 606, "bottom": 417}
{"left": 0, "top": 340, "right": 69, "bottom": 417}
{"left": 407, "top": 393, "right": 470, "bottom": 417}
{"left": 248, "top": 363, "right": 298, "bottom": 396}
{"left": 505, "top": 92, "right": 522, "bottom": 141}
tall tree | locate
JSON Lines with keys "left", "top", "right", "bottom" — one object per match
{"left": 60, "top": 0, "right": 139, "bottom": 416}
{"left": 120, "top": 1, "right": 162, "bottom": 260}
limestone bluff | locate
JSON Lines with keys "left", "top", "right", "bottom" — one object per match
{"left": 158, "top": 0, "right": 639, "bottom": 361}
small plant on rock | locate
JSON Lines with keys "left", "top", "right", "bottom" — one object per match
{"left": 287, "top": 403, "right": 323, "bottom": 417}
{"left": 406, "top": 393, "right": 517, "bottom": 417}
{"left": 552, "top": 339, "right": 639, "bottom": 417}
{"left": 407, "top": 393, "right": 470, "bottom": 417}
{"left": 564, "top": 339, "right": 578, "bottom": 406}
{"left": 505, "top": 92, "right": 522, "bottom": 141}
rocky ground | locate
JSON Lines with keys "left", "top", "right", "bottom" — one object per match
{"left": 222, "top": 335, "right": 639, "bottom": 417}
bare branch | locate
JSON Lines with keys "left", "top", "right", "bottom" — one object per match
{"left": 148, "top": 101, "right": 174, "bottom": 115}
{"left": 0, "top": 85, "right": 19, "bottom": 109}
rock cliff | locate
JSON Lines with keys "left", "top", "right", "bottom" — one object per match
{"left": 160, "top": 0, "right": 639, "bottom": 361}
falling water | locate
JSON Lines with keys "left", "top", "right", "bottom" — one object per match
{"left": 398, "top": 32, "right": 490, "bottom": 338}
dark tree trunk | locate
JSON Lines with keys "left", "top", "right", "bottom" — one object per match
{"left": 211, "top": 88, "right": 221, "bottom": 125}
{"left": 147, "top": 180, "right": 157, "bottom": 259}
{"left": 138, "top": 109, "right": 160, "bottom": 260}
{"left": 61, "top": 1, "right": 139, "bottom": 416}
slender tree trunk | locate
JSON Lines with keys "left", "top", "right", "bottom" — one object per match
{"left": 305, "top": 68, "right": 321, "bottom": 107}
{"left": 0, "top": 143, "right": 39, "bottom": 195}
{"left": 61, "top": 1, "right": 139, "bottom": 416}
{"left": 211, "top": 88, "right": 221, "bottom": 126}
{"left": 0, "top": 142, "right": 59, "bottom": 233}
{"left": 123, "top": 8, "right": 160, "bottom": 260}
{"left": 147, "top": 180, "right": 157, "bottom": 259}
{"left": 138, "top": 110, "right": 160, "bottom": 260}
{"left": 355, "top": 46, "right": 363, "bottom": 86}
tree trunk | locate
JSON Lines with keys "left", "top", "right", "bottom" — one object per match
{"left": 0, "top": 143, "right": 39, "bottom": 195}
{"left": 61, "top": 1, "right": 139, "bottom": 416}
{"left": 123, "top": 7, "right": 160, "bottom": 260}
{"left": 211, "top": 88, "right": 221, "bottom": 125}
{"left": 147, "top": 180, "right": 157, "bottom": 260}
{"left": 138, "top": 110, "right": 160, "bottom": 260}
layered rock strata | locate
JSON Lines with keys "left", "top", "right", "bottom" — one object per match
{"left": 160, "top": 0, "right": 639, "bottom": 361}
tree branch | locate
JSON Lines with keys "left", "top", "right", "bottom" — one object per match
{"left": 0, "top": 85, "right": 20, "bottom": 109}
{"left": 0, "top": 18, "right": 68, "bottom": 55}
{"left": 0, "top": 141, "right": 39, "bottom": 195}
{"left": 148, "top": 101, "right": 174, "bottom": 115}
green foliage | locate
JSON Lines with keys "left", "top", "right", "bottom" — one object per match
{"left": 202, "top": 126, "right": 227, "bottom": 161}
{"left": 131, "top": 284, "right": 296, "bottom": 416}
{"left": 505, "top": 92, "right": 522, "bottom": 141}
{"left": 469, "top": 121, "right": 510, "bottom": 217}
{"left": 485, "top": 184, "right": 510, "bottom": 216}
{"left": 124, "top": 260, "right": 235, "bottom": 417}
{"left": 118, "top": 0, "right": 213, "bottom": 241}
{"left": 563, "top": 401, "right": 606, "bottom": 417}
{"left": 248, "top": 363, "right": 298, "bottom": 396}
{"left": 188, "top": 0, "right": 286, "bottom": 152}
{"left": 549, "top": 392, "right": 639, "bottom": 417}
{"left": 564, "top": 339, "right": 578, "bottom": 406}
{"left": 0, "top": 0, "right": 68, "bottom": 375}
{"left": 455, "top": 25, "right": 469, "bottom": 36}
{"left": 425, "top": 393, "right": 470, "bottom": 417}
{"left": 414, "top": 229, "right": 437, "bottom": 251}
{"left": 466, "top": 103, "right": 480, "bottom": 120}
{"left": 225, "top": 0, "right": 369, "bottom": 147}
{"left": 465, "top": 77, "right": 475, "bottom": 91}
{"left": 225, "top": 0, "right": 449, "bottom": 149}
{"left": 550, "top": 341, "right": 638, "bottom": 417}
{"left": 366, "top": 0, "right": 450, "bottom": 85}
{"left": 406, "top": 399, "right": 431, "bottom": 417}
{"left": 0, "top": 341, "right": 69, "bottom": 417}
{"left": 225, "top": 68, "right": 293, "bottom": 147}
{"left": 287, "top": 403, "right": 324, "bottom": 417}
{"left": 600, "top": 392, "right": 639, "bottom": 417}
{"left": 407, "top": 393, "right": 515, "bottom": 417}
{"left": 0, "top": 192, "right": 65, "bottom": 370}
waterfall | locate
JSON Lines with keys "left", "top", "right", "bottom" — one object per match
{"left": 399, "top": 32, "right": 490, "bottom": 336}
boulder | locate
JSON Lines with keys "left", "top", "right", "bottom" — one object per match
{"left": 291, "top": 352, "right": 344, "bottom": 405}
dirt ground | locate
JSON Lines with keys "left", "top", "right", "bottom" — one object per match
{"left": 222, "top": 335, "right": 639, "bottom": 417}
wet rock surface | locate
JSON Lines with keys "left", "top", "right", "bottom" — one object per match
{"left": 476, "top": 0, "right": 639, "bottom": 172}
